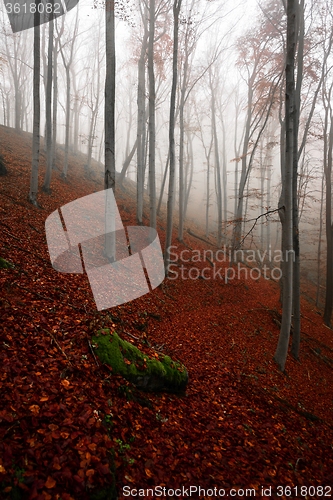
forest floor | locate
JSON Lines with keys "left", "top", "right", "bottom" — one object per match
{"left": 1, "top": 125, "right": 333, "bottom": 500}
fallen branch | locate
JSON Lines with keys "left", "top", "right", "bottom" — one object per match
{"left": 28, "top": 223, "right": 42, "bottom": 234}
{"left": 187, "top": 229, "right": 214, "bottom": 246}
{"left": 310, "top": 348, "right": 333, "bottom": 369}
{"left": 86, "top": 335, "right": 99, "bottom": 366}
{"left": 123, "top": 331, "right": 140, "bottom": 341}
{"left": 13, "top": 282, "right": 82, "bottom": 311}
{"left": 13, "top": 282, "right": 54, "bottom": 301}
{"left": 40, "top": 326, "right": 72, "bottom": 365}
{"left": 5, "top": 243, "right": 49, "bottom": 264}
{"left": 0, "top": 189, "right": 29, "bottom": 208}
{"left": 2, "top": 229, "right": 21, "bottom": 242}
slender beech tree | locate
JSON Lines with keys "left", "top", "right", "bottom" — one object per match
{"left": 104, "top": 0, "right": 116, "bottom": 261}
{"left": 51, "top": 17, "right": 63, "bottom": 169}
{"left": 42, "top": 4, "right": 54, "bottom": 193}
{"left": 274, "top": 0, "right": 296, "bottom": 371}
{"left": 165, "top": 0, "right": 182, "bottom": 274}
{"left": 58, "top": 10, "right": 79, "bottom": 179}
{"left": 148, "top": 0, "right": 156, "bottom": 230}
{"left": 29, "top": 4, "right": 41, "bottom": 205}
{"left": 209, "top": 66, "right": 223, "bottom": 248}
{"left": 136, "top": 2, "right": 148, "bottom": 224}
{"left": 323, "top": 82, "right": 333, "bottom": 326}
{"left": 105, "top": 0, "right": 116, "bottom": 191}
{"left": 4, "top": 29, "right": 29, "bottom": 131}
{"left": 232, "top": 24, "right": 282, "bottom": 253}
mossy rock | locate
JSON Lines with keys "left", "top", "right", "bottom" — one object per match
{"left": 0, "top": 257, "right": 14, "bottom": 269}
{"left": 92, "top": 330, "right": 188, "bottom": 393}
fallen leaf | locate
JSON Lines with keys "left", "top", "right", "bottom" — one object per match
{"left": 45, "top": 476, "right": 56, "bottom": 489}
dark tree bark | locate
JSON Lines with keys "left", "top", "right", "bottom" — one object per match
{"left": 148, "top": 0, "right": 156, "bottom": 230}
{"left": 104, "top": 0, "right": 116, "bottom": 261}
{"left": 105, "top": 0, "right": 115, "bottom": 191}
{"left": 323, "top": 82, "right": 333, "bottom": 327}
{"left": 29, "top": 7, "right": 41, "bottom": 206}
{"left": 119, "top": 139, "right": 138, "bottom": 186}
{"left": 43, "top": 7, "right": 54, "bottom": 193}
{"left": 291, "top": 0, "right": 304, "bottom": 360}
{"left": 136, "top": 4, "right": 148, "bottom": 225}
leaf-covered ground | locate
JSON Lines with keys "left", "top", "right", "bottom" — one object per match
{"left": 1, "top": 125, "right": 333, "bottom": 499}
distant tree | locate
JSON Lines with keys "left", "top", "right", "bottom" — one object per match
{"left": 232, "top": 21, "right": 283, "bottom": 253}
{"left": 4, "top": 29, "right": 30, "bottom": 131}
{"left": 208, "top": 65, "right": 223, "bottom": 248}
{"left": 176, "top": 0, "right": 228, "bottom": 242}
{"left": 51, "top": 17, "right": 64, "bottom": 169}
{"left": 86, "top": 23, "right": 104, "bottom": 173}
{"left": 57, "top": 10, "right": 79, "bottom": 179}
{"left": 192, "top": 96, "right": 213, "bottom": 238}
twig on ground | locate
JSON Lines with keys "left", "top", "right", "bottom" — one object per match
{"left": 86, "top": 334, "right": 99, "bottom": 366}
{"left": 123, "top": 331, "right": 140, "bottom": 341}
{"left": 187, "top": 228, "right": 214, "bottom": 246}
{"left": 40, "top": 326, "right": 73, "bottom": 365}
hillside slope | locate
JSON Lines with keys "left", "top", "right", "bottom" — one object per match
{"left": 1, "top": 125, "right": 333, "bottom": 499}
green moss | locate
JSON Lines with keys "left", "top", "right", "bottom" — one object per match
{"left": 0, "top": 257, "right": 14, "bottom": 269}
{"left": 92, "top": 330, "right": 188, "bottom": 392}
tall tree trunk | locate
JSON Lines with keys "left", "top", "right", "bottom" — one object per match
{"left": 29, "top": 7, "right": 41, "bottom": 206}
{"left": 62, "top": 66, "right": 71, "bottom": 179}
{"left": 291, "top": 0, "right": 304, "bottom": 360}
{"left": 119, "top": 139, "right": 138, "bottom": 186}
{"left": 52, "top": 35, "right": 58, "bottom": 169}
{"left": 43, "top": 12, "right": 53, "bottom": 192}
{"left": 210, "top": 72, "right": 222, "bottom": 248}
{"left": 205, "top": 149, "right": 211, "bottom": 238}
{"left": 72, "top": 70, "right": 80, "bottom": 155}
{"left": 274, "top": 0, "right": 296, "bottom": 372}
{"left": 104, "top": 0, "right": 116, "bottom": 261}
{"left": 221, "top": 117, "right": 228, "bottom": 237}
{"left": 178, "top": 53, "right": 188, "bottom": 242}
{"left": 157, "top": 152, "right": 170, "bottom": 215}
{"left": 58, "top": 11, "right": 78, "bottom": 178}
{"left": 165, "top": 0, "right": 182, "bottom": 274}
{"left": 148, "top": 0, "right": 156, "bottom": 231}
{"left": 316, "top": 174, "right": 325, "bottom": 307}
{"left": 233, "top": 81, "right": 253, "bottom": 252}
{"left": 323, "top": 82, "right": 333, "bottom": 326}
{"left": 184, "top": 129, "right": 194, "bottom": 222}
{"left": 324, "top": 121, "right": 333, "bottom": 327}
{"left": 137, "top": 18, "right": 148, "bottom": 225}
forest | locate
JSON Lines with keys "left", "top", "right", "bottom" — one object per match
{"left": 1, "top": 0, "right": 333, "bottom": 498}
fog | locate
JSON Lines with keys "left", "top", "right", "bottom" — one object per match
{"left": 0, "top": 0, "right": 330, "bottom": 307}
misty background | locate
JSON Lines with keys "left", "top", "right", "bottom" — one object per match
{"left": 0, "top": 0, "right": 329, "bottom": 305}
